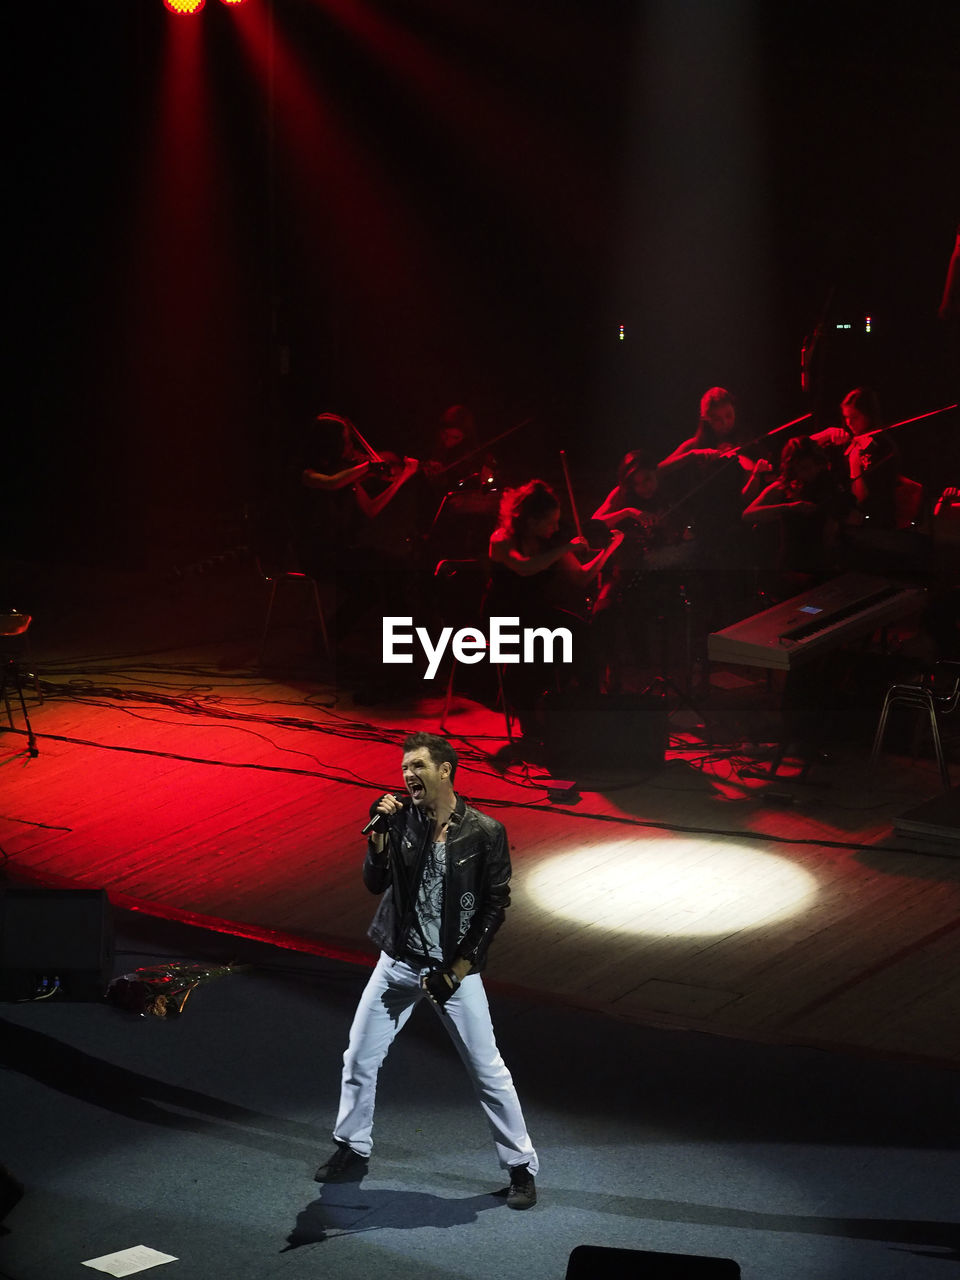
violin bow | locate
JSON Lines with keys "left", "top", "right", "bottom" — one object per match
{"left": 434, "top": 416, "right": 534, "bottom": 477}
{"left": 559, "top": 449, "right": 584, "bottom": 539}
{"left": 661, "top": 410, "right": 815, "bottom": 522}
{"left": 347, "top": 420, "right": 385, "bottom": 464}
{"left": 860, "top": 402, "right": 958, "bottom": 440}
{"left": 314, "top": 411, "right": 385, "bottom": 465}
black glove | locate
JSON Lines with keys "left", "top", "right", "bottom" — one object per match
{"left": 362, "top": 794, "right": 409, "bottom": 836}
{"left": 365, "top": 798, "right": 391, "bottom": 835}
{"left": 421, "top": 968, "right": 460, "bottom": 1009}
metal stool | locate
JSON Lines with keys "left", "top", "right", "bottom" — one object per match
{"left": 871, "top": 661, "right": 960, "bottom": 790}
{"left": 0, "top": 611, "right": 40, "bottom": 758}
{"left": 243, "top": 504, "right": 330, "bottom": 665}
{"left": 258, "top": 567, "right": 330, "bottom": 666}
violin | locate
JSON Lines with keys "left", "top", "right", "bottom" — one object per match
{"left": 620, "top": 508, "right": 662, "bottom": 541}
{"left": 365, "top": 450, "right": 404, "bottom": 478}
{"left": 345, "top": 445, "right": 418, "bottom": 482}
{"left": 619, "top": 504, "right": 691, "bottom": 551}
{"left": 332, "top": 413, "right": 419, "bottom": 480}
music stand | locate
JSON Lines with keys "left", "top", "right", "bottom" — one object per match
{"left": 638, "top": 578, "right": 713, "bottom": 739}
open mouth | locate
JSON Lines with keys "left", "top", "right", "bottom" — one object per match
{"left": 408, "top": 782, "right": 425, "bottom": 802}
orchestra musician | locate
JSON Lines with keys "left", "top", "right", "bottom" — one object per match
{"left": 927, "top": 487, "right": 960, "bottom": 659}
{"left": 300, "top": 413, "right": 419, "bottom": 518}
{"left": 742, "top": 435, "right": 853, "bottom": 591}
{"left": 658, "top": 386, "right": 762, "bottom": 475}
{"left": 938, "top": 222, "right": 960, "bottom": 325}
{"left": 657, "top": 387, "right": 770, "bottom": 536}
{"left": 486, "top": 479, "right": 623, "bottom": 746}
{"left": 416, "top": 403, "right": 498, "bottom": 546}
{"left": 593, "top": 448, "right": 666, "bottom": 532}
{"left": 296, "top": 412, "right": 420, "bottom": 656}
{"left": 590, "top": 450, "right": 681, "bottom": 690}
{"left": 810, "top": 387, "right": 901, "bottom": 530}
{"left": 421, "top": 405, "right": 494, "bottom": 489}
{"left": 657, "top": 387, "right": 771, "bottom": 630}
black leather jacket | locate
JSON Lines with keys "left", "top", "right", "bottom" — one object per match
{"left": 364, "top": 795, "right": 511, "bottom": 972}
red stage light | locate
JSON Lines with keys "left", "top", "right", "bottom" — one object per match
{"left": 219, "top": 0, "right": 248, "bottom": 5}
{"left": 164, "top": 0, "right": 205, "bottom": 13}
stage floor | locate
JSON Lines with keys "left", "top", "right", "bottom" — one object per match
{"left": 2, "top": 560, "right": 959, "bottom": 1066}
{"left": 3, "top": 910, "right": 957, "bottom": 1280}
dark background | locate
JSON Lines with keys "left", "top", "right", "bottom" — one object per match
{"left": 9, "top": 0, "right": 959, "bottom": 570}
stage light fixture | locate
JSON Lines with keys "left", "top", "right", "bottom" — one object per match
{"left": 219, "top": 0, "right": 248, "bottom": 5}
{"left": 164, "top": 0, "right": 205, "bottom": 13}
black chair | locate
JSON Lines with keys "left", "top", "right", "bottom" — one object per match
{"left": 871, "top": 660, "right": 960, "bottom": 790}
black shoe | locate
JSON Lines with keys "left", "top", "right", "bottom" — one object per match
{"left": 506, "top": 1162, "right": 537, "bottom": 1210}
{"left": 313, "top": 1143, "right": 368, "bottom": 1183}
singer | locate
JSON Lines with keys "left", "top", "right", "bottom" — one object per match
{"left": 314, "top": 732, "right": 539, "bottom": 1209}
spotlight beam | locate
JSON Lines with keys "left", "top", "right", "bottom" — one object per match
{"left": 313, "top": 0, "right": 602, "bottom": 252}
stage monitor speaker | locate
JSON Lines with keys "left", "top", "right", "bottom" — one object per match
{"left": 542, "top": 692, "right": 668, "bottom": 772}
{"left": 0, "top": 887, "right": 113, "bottom": 1002}
{"left": 0, "top": 1165, "right": 24, "bottom": 1225}
{"left": 565, "top": 1245, "right": 740, "bottom": 1279}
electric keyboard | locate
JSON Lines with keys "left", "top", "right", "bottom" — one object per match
{"left": 707, "top": 573, "right": 927, "bottom": 670}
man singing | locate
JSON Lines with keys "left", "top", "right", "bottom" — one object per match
{"left": 314, "top": 732, "right": 539, "bottom": 1209}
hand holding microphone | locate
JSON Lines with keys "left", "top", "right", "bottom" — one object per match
{"left": 361, "top": 792, "right": 410, "bottom": 836}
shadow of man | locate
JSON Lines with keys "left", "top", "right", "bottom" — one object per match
{"left": 284, "top": 1170, "right": 503, "bottom": 1249}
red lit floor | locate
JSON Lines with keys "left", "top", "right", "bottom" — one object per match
{"left": 2, "top": 562, "right": 958, "bottom": 1065}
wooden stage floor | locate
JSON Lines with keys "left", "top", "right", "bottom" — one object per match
{"left": 2, "top": 562, "right": 959, "bottom": 1068}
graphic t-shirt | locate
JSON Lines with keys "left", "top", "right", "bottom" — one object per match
{"left": 408, "top": 840, "right": 446, "bottom": 964}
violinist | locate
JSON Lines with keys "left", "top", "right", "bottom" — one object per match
{"left": 296, "top": 412, "right": 419, "bottom": 656}
{"left": 592, "top": 449, "right": 677, "bottom": 593}
{"left": 300, "top": 413, "right": 418, "bottom": 520}
{"left": 486, "top": 479, "right": 623, "bottom": 744}
{"left": 417, "top": 403, "right": 497, "bottom": 535}
{"left": 742, "top": 435, "right": 852, "bottom": 590}
{"left": 421, "top": 405, "right": 494, "bottom": 490}
{"left": 938, "top": 222, "right": 960, "bottom": 325}
{"left": 301, "top": 416, "right": 376, "bottom": 493}
{"left": 488, "top": 480, "right": 622, "bottom": 612}
{"left": 296, "top": 413, "right": 366, "bottom": 580}
{"left": 658, "top": 387, "right": 754, "bottom": 476}
{"left": 593, "top": 449, "right": 665, "bottom": 535}
{"left": 590, "top": 451, "right": 672, "bottom": 691}
{"left": 657, "top": 387, "right": 769, "bottom": 558}
{"left": 810, "top": 388, "right": 900, "bottom": 530}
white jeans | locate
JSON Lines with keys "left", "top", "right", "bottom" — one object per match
{"left": 333, "top": 952, "right": 539, "bottom": 1174}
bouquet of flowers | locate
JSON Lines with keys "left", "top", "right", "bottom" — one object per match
{"left": 105, "top": 961, "right": 244, "bottom": 1018}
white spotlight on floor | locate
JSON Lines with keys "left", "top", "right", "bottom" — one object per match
{"left": 525, "top": 836, "right": 818, "bottom": 937}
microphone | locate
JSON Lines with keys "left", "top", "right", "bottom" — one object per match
{"left": 361, "top": 794, "right": 411, "bottom": 836}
